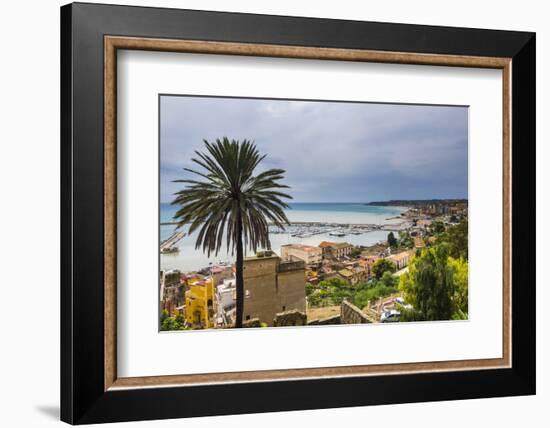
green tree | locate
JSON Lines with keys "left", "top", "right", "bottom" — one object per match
{"left": 172, "top": 138, "right": 292, "bottom": 328}
{"left": 353, "top": 282, "right": 397, "bottom": 308}
{"left": 350, "top": 247, "right": 362, "bottom": 258}
{"left": 398, "top": 231, "right": 414, "bottom": 249}
{"left": 448, "top": 256, "right": 468, "bottom": 315}
{"left": 387, "top": 232, "right": 398, "bottom": 248}
{"left": 318, "top": 277, "right": 349, "bottom": 289}
{"left": 372, "top": 258, "right": 396, "bottom": 279}
{"left": 379, "top": 270, "right": 398, "bottom": 288}
{"left": 160, "top": 310, "right": 187, "bottom": 331}
{"left": 438, "top": 219, "right": 468, "bottom": 259}
{"left": 308, "top": 277, "right": 355, "bottom": 307}
{"left": 431, "top": 220, "right": 446, "bottom": 235}
{"left": 399, "top": 244, "right": 457, "bottom": 321}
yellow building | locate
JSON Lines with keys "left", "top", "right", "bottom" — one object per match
{"left": 185, "top": 277, "right": 215, "bottom": 329}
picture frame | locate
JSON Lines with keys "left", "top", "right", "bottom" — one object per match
{"left": 61, "top": 2, "right": 535, "bottom": 424}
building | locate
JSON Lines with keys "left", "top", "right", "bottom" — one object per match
{"left": 332, "top": 242, "right": 353, "bottom": 259}
{"left": 305, "top": 269, "right": 320, "bottom": 284}
{"left": 337, "top": 268, "right": 354, "bottom": 283}
{"left": 242, "top": 251, "right": 306, "bottom": 326}
{"left": 338, "top": 267, "right": 368, "bottom": 285}
{"left": 280, "top": 244, "right": 322, "bottom": 265}
{"left": 215, "top": 278, "right": 237, "bottom": 327}
{"left": 414, "top": 236, "right": 426, "bottom": 249}
{"left": 216, "top": 278, "right": 236, "bottom": 312}
{"left": 386, "top": 251, "right": 411, "bottom": 270}
{"left": 352, "top": 266, "right": 369, "bottom": 283}
{"left": 185, "top": 277, "right": 215, "bottom": 329}
{"left": 358, "top": 255, "right": 379, "bottom": 280}
{"left": 318, "top": 241, "right": 353, "bottom": 259}
{"left": 160, "top": 269, "right": 184, "bottom": 315}
{"left": 211, "top": 265, "right": 233, "bottom": 286}
{"left": 318, "top": 241, "right": 336, "bottom": 258}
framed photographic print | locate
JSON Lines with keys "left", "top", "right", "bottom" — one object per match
{"left": 60, "top": 2, "right": 536, "bottom": 424}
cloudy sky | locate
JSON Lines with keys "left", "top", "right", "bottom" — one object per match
{"left": 160, "top": 95, "right": 468, "bottom": 203}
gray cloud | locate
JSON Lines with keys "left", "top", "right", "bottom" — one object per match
{"left": 160, "top": 95, "right": 468, "bottom": 203}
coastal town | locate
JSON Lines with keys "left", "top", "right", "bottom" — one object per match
{"left": 159, "top": 199, "right": 468, "bottom": 330}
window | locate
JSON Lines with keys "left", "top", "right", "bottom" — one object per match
{"left": 246, "top": 315, "right": 250, "bottom": 320}
{"left": 282, "top": 305, "right": 286, "bottom": 311}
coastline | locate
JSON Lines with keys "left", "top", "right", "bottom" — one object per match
{"left": 160, "top": 203, "right": 410, "bottom": 272}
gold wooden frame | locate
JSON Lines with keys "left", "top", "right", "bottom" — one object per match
{"left": 104, "top": 36, "right": 512, "bottom": 391}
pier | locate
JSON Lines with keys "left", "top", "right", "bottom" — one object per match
{"left": 268, "top": 220, "right": 411, "bottom": 238}
{"left": 160, "top": 221, "right": 410, "bottom": 242}
{"left": 160, "top": 231, "right": 185, "bottom": 253}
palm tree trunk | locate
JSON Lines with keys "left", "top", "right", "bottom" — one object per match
{"left": 235, "top": 214, "right": 244, "bottom": 328}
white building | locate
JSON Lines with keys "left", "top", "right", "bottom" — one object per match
{"left": 217, "top": 278, "right": 236, "bottom": 311}
{"left": 280, "top": 244, "right": 322, "bottom": 265}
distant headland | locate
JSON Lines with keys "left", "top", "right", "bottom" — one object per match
{"left": 365, "top": 199, "right": 468, "bottom": 207}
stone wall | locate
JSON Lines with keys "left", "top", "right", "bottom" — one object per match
{"left": 307, "top": 315, "right": 341, "bottom": 325}
{"left": 273, "top": 309, "right": 307, "bottom": 327}
{"left": 242, "top": 318, "right": 262, "bottom": 328}
{"left": 340, "top": 300, "right": 371, "bottom": 324}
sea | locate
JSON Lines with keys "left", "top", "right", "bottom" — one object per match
{"left": 160, "top": 202, "right": 407, "bottom": 272}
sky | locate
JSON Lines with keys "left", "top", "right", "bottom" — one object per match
{"left": 160, "top": 95, "right": 468, "bottom": 203}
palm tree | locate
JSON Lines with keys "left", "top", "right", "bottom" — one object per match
{"left": 172, "top": 137, "right": 292, "bottom": 328}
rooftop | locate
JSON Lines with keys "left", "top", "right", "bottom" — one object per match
{"left": 281, "top": 244, "right": 321, "bottom": 252}
{"left": 333, "top": 242, "right": 353, "bottom": 249}
{"left": 278, "top": 259, "right": 306, "bottom": 272}
{"left": 387, "top": 251, "right": 411, "bottom": 261}
{"left": 244, "top": 250, "right": 279, "bottom": 261}
{"left": 211, "top": 266, "right": 230, "bottom": 274}
{"left": 338, "top": 269, "right": 354, "bottom": 278}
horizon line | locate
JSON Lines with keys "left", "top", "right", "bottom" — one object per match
{"left": 160, "top": 198, "right": 469, "bottom": 205}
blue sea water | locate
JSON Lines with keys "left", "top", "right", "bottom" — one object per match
{"left": 160, "top": 202, "right": 406, "bottom": 272}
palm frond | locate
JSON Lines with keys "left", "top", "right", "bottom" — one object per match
{"left": 171, "top": 138, "right": 292, "bottom": 256}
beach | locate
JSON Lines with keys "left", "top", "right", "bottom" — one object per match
{"left": 160, "top": 203, "right": 408, "bottom": 272}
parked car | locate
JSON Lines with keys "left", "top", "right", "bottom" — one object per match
{"left": 380, "top": 309, "right": 401, "bottom": 323}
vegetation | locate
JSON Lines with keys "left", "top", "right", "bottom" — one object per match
{"left": 307, "top": 277, "right": 354, "bottom": 307}
{"left": 307, "top": 274, "right": 398, "bottom": 309}
{"left": 378, "top": 270, "right": 398, "bottom": 288}
{"left": 430, "top": 220, "right": 446, "bottom": 235}
{"left": 448, "top": 256, "right": 468, "bottom": 315}
{"left": 437, "top": 218, "right": 468, "bottom": 259}
{"left": 398, "top": 231, "right": 414, "bottom": 249}
{"left": 160, "top": 310, "right": 188, "bottom": 331}
{"left": 353, "top": 272, "right": 398, "bottom": 308}
{"left": 350, "top": 247, "right": 363, "bottom": 258}
{"left": 399, "top": 221, "right": 468, "bottom": 321}
{"left": 372, "top": 258, "right": 396, "bottom": 279}
{"left": 172, "top": 138, "right": 292, "bottom": 328}
{"left": 387, "top": 232, "right": 398, "bottom": 248}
